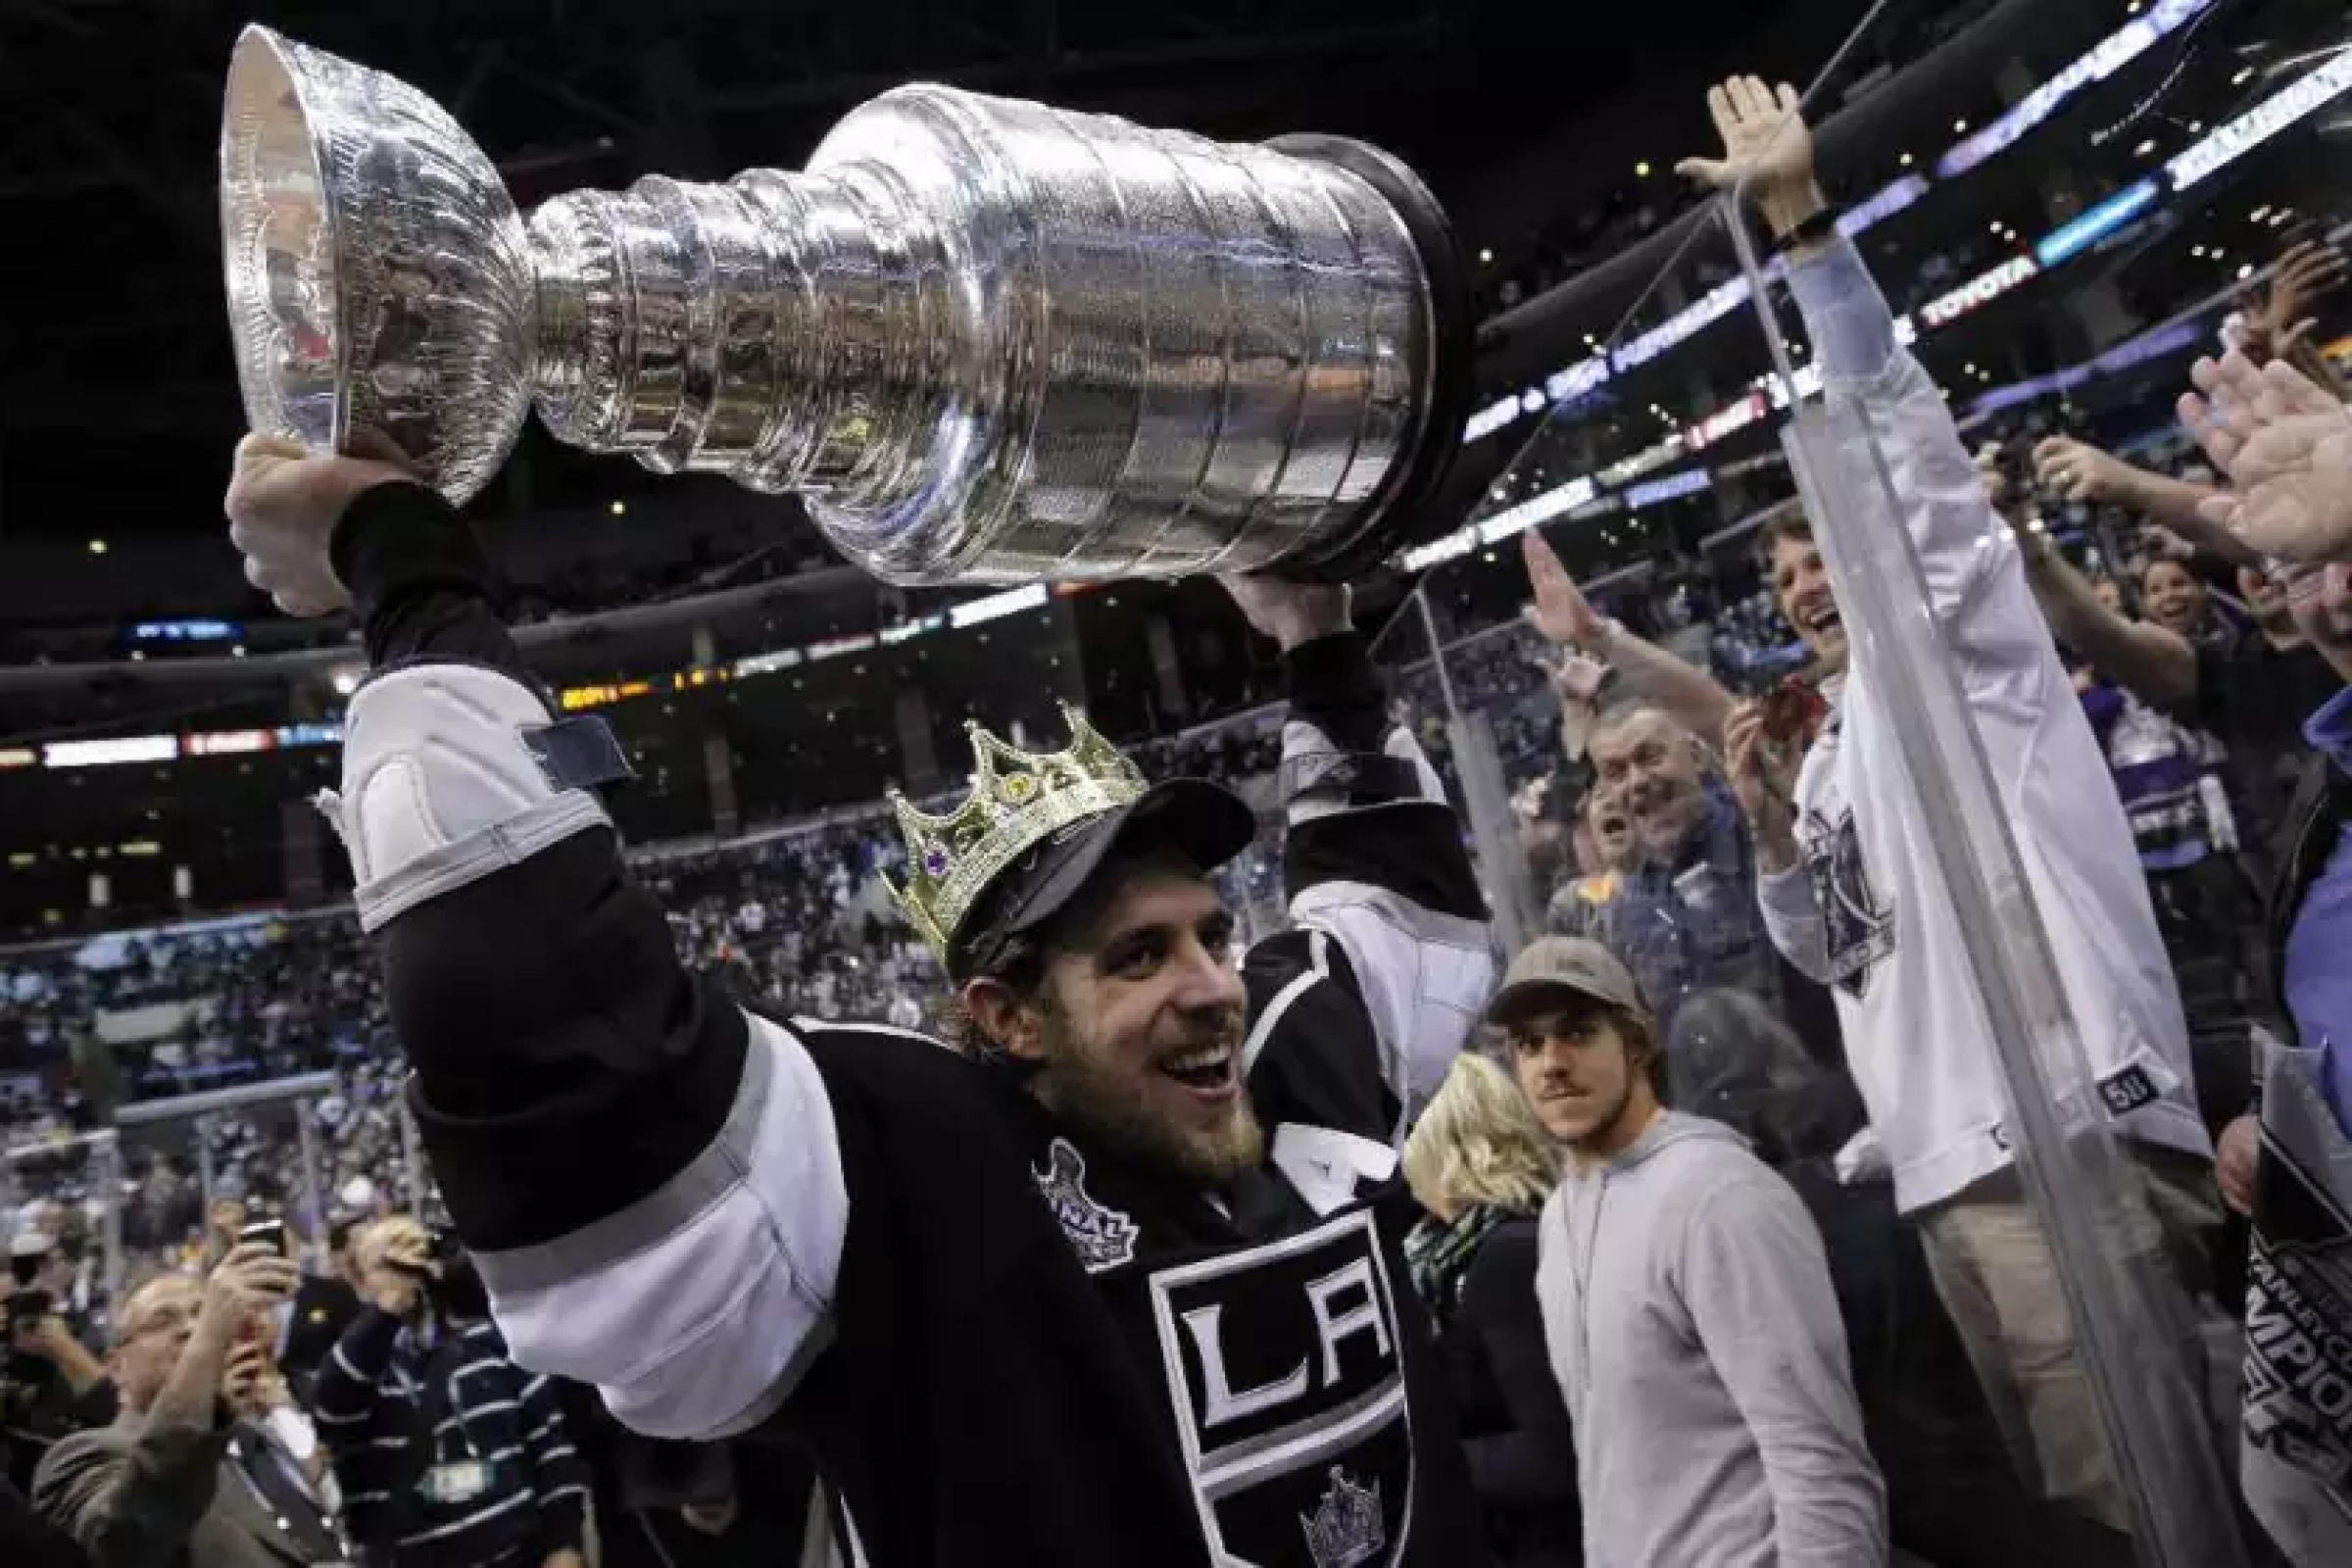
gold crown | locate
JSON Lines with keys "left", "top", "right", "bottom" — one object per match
{"left": 887, "top": 703, "right": 1148, "bottom": 964}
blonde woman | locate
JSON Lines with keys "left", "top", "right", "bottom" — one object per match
{"left": 1402, "top": 1054, "right": 1580, "bottom": 1568}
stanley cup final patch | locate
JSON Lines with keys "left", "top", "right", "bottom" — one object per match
{"left": 1148, "top": 1207, "right": 1413, "bottom": 1568}
{"left": 1033, "top": 1138, "right": 1141, "bottom": 1274}
{"left": 2240, "top": 1098, "right": 2352, "bottom": 1556}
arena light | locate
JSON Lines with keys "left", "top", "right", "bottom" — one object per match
{"left": 1624, "top": 468, "right": 1712, "bottom": 510}
{"left": 0, "top": 747, "right": 36, "bottom": 770}
{"left": 131, "top": 618, "right": 241, "bottom": 643}
{"left": 733, "top": 648, "right": 803, "bottom": 678}
{"left": 181, "top": 729, "right": 276, "bottom": 758}
{"left": 561, "top": 679, "right": 655, "bottom": 712}
{"left": 1475, "top": 476, "right": 1598, "bottom": 545}
{"left": 1918, "top": 254, "right": 2040, "bottom": 329}
{"left": 1937, "top": 0, "right": 2212, "bottom": 178}
{"left": 1398, "top": 528, "right": 1479, "bottom": 572}
{"left": 2168, "top": 48, "right": 2352, "bottom": 191}
{"left": 806, "top": 632, "right": 879, "bottom": 662}
{"left": 1544, "top": 355, "right": 1612, "bottom": 407}
{"left": 1464, "top": 392, "right": 1531, "bottom": 443}
{"left": 1599, "top": 432, "right": 1687, "bottom": 488}
{"left": 1685, "top": 391, "right": 1770, "bottom": 452}
{"left": 1756, "top": 361, "right": 1826, "bottom": 410}
{"left": 274, "top": 722, "right": 343, "bottom": 749}
{"left": 950, "top": 583, "right": 1050, "bottom": 629}
{"left": 1838, "top": 175, "right": 1928, "bottom": 239}
{"left": 1966, "top": 320, "right": 2202, "bottom": 415}
{"left": 2034, "top": 178, "right": 2160, "bottom": 267}
{"left": 44, "top": 734, "right": 178, "bottom": 769}
{"left": 1610, "top": 276, "right": 1751, "bottom": 372}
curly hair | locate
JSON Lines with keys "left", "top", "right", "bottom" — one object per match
{"left": 946, "top": 931, "right": 1050, "bottom": 1065}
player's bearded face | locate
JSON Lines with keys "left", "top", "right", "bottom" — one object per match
{"left": 1028, "top": 864, "right": 1262, "bottom": 1186}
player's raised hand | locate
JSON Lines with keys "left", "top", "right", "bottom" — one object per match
{"left": 225, "top": 432, "right": 418, "bottom": 616}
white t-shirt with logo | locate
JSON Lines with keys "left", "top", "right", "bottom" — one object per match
{"left": 1755, "top": 241, "right": 2212, "bottom": 1215}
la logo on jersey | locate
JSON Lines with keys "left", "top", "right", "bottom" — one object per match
{"left": 1802, "top": 808, "right": 1893, "bottom": 999}
{"left": 1148, "top": 1207, "right": 1411, "bottom": 1568}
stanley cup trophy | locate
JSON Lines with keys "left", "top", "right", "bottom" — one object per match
{"left": 220, "top": 25, "right": 1471, "bottom": 586}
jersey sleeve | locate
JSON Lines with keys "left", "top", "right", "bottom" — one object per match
{"left": 1756, "top": 861, "right": 1836, "bottom": 986}
{"left": 324, "top": 484, "right": 852, "bottom": 1443}
{"left": 1785, "top": 238, "right": 2043, "bottom": 671}
{"left": 1242, "top": 632, "right": 1495, "bottom": 1144}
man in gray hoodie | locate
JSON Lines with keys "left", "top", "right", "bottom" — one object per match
{"left": 1494, "top": 935, "right": 1886, "bottom": 1567}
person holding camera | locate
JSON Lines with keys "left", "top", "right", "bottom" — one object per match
{"left": 5, "top": 1245, "right": 110, "bottom": 1493}
{"left": 31, "top": 1242, "right": 341, "bottom": 1568}
{"left": 311, "top": 1218, "right": 587, "bottom": 1568}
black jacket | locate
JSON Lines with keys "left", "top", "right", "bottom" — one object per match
{"left": 275, "top": 1276, "right": 360, "bottom": 1397}
{"left": 1441, "top": 1220, "right": 1580, "bottom": 1568}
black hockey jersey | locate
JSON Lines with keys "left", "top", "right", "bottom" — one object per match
{"left": 331, "top": 482, "right": 1499, "bottom": 1568}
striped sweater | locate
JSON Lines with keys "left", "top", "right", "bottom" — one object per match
{"left": 312, "top": 1306, "right": 588, "bottom": 1568}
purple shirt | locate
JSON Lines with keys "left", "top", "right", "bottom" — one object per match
{"left": 2283, "top": 685, "right": 2352, "bottom": 1136}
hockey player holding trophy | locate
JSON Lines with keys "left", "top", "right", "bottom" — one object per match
{"left": 220, "top": 24, "right": 1495, "bottom": 1568}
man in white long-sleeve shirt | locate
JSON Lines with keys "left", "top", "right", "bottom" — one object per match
{"left": 1687, "top": 77, "right": 2227, "bottom": 1540}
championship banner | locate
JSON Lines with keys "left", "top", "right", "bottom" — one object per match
{"left": 2240, "top": 1042, "right": 2352, "bottom": 1563}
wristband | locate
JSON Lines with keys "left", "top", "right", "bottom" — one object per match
{"left": 1771, "top": 204, "right": 1841, "bottom": 257}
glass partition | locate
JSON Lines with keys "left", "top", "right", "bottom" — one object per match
{"left": 1399, "top": 0, "right": 2352, "bottom": 1558}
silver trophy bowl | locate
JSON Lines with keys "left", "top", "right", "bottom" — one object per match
{"left": 220, "top": 25, "right": 1469, "bottom": 584}
{"left": 222, "top": 28, "right": 538, "bottom": 509}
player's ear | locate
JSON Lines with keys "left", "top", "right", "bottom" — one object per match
{"left": 962, "top": 976, "right": 1046, "bottom": 1062}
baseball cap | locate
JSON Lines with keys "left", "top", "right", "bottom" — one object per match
{"left": 1485, "top": 936, "right": 1648, "bottom": 1027}
{"left": 951, "top": 776, "right": 1258, "bottom": 978}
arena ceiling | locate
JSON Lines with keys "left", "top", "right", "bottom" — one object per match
{"left": 0, "top": 0, "right": 1895, "bottom": 550}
